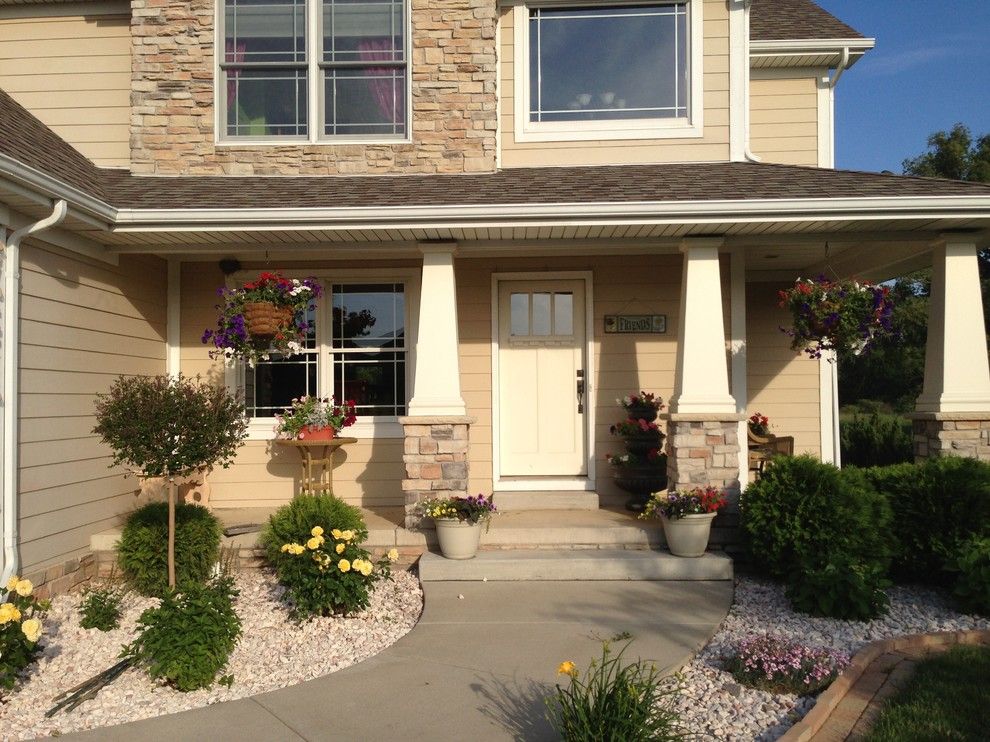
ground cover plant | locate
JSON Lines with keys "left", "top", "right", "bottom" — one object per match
{"left": 546, "top": 642, "right": 686, "bottom": 742}
{"left": 117, "top": 502, "right": 223, "bottom": 598}
{"left": 862, "top": 644, "right": 990, "bottom": 742}
{"left": 0, "top": 576, "right": 48, "bottom": 693}
{"left": 79, "top": 580, "right": 127, "bottom": 632}
{"left": 723, "top": 634, "right": 848, "bottom": 696}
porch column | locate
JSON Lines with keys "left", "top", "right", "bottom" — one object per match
{"left": 667, "top": 238, "right": 742, "bottom": 495}
{"left": 401, "top": 243, "right": 472, "bottom": 528}
{"left": 912, "top": 235, "right": 990, "bottom": 460}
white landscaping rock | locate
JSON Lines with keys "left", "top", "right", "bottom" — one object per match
{"left": 0, "top": 571, "right": 423, "bottom": 741}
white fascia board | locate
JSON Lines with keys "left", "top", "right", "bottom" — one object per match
{"left": 0, "top": 154, "right": 116, "bottom": 227}
{"left": 750, "top": 38, "right": 875, "bottom": 66}
{"left": 111, "top": 195, "right": 990, "bottom": 232}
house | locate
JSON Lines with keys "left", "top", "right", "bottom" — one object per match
{"left": 2, "top": 0, "right": 990, "bottom": 596}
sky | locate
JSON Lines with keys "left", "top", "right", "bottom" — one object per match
{"left": 813, "top": 0, "right": 990, "bottom": 174}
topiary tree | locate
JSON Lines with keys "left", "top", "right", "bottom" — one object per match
{"left": 94, "top": 374, "right": 248, "bottom": 588}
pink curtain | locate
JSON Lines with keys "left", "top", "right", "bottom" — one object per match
{"left": 225, "top": 41, "right": 247, "bottom": 107}
{"left": 357, "top": 38, "right": 404, "bottom": 126}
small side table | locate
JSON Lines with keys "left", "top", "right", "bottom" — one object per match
{"left": 275, "top": 437, "right": 358, "bottom": 496}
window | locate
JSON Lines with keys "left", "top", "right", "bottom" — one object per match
{"left": 512, "top": 1, "right": 703, "bottom": 142}
{"left": 220, "top": 0, "right": 408, "bottom": 141}
{"left": 243, "top": 282, "right": 409, "bottom": 433}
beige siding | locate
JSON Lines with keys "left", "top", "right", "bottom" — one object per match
{"left": 499, "top": 0, "right": 730, "bottom": 168}
{"left": 0, "top": 7, "right": 131, "bottom": 167}
{"left": 746, "top": 281, "right": 821, "bottom": 458}
{"left": 18, "top": 244, "right": 167, "bottom": 574}
{"left": 749, "top": 73, "right": 820, "bottom": 166}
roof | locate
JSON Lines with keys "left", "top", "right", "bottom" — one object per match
{"left": 1, "top": 0, "right": 864, "bottom": 41}
{"left": 750, "top": 0, "right": 864, "bottom": 41}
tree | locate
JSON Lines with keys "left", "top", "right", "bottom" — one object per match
{"left": 902, "top": 123, "right": 990, "bottom": 183}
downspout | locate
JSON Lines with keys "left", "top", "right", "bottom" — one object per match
{"left": 829, "top": 47, "right": 851, "bottom": 90}
{"left": 1, "top": 199, "right": 68, "bottom": 586}
{"left": 742, "top": 0, "right": 761, "bottom": 162}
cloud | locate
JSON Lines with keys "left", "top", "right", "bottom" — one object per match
{"left": 864, "top": 45, "right": 960, "bottom": 76}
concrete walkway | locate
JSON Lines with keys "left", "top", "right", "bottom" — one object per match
{"left": 65, "top": 580, "right": 732, "bottom": 741}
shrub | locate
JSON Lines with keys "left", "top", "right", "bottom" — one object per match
{"left": 741, "top": 456, "right": 892, "bottom": 619}
{"left": 724, "top": 634, "right": 849, "bottom": 695}
{"left": 546, "top": 642, "right": 686, "bottom": 742}
{"left": 260, "top": 495, "right": 395, "bottom": 618}
{"left": 865, "top": 457, "right": 990, "bottom": 583}
{"left": 0, "top": 577, "right": 48, "bottom": 693}
{"left": 123, "top": 577, "right": 241, "bottom": 692}
{"left": 118, "top": 502, "right": 223, "bottom": 598}
{"left": 840, "top": 412, "right": 913, "bottom": 467}
{"left": 79, "top": 581, "right": 126, "bottom": 631}
{"left": 950, "top": 535, "right": 990, "bottom": 616}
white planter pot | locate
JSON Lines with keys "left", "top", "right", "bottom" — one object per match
{"left": 434, "top": 518, "right": 482, "bottom": 560}
{"left": 661, "top": 513, "right": 717, "bottom": 557}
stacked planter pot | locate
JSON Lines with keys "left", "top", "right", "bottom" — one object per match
{"left": 611, "top": 402, "right": 668, "bottom": 512}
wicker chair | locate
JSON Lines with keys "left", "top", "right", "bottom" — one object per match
{"left": 748, "top": 429, "right": 794, "bottom": 478}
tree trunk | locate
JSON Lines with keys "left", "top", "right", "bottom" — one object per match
{"left": 167, "top": 481, "right": 176, "bottom": 589}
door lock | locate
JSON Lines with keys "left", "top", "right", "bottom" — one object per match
{"left": 576, "top": 369, "right": 585, "bottom": 414}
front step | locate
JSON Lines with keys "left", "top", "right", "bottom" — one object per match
{"left": 418, "top": 549, "right": 733, "bottom": 581}
{"left": 492, "top": 491, "right": 599, "bottom": 511}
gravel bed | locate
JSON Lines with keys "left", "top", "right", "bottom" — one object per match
{"left": 0, "top": 570, "right": 423, "bottom": 741}
{"left": 671, "top": 576, "right": 990, "bottom": 741}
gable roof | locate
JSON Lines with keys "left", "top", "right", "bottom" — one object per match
{"left": 750, "top": 0, "right": 864, "bottom": 41}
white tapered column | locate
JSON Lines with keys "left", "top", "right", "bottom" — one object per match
{"left": 408, "top": 243, "right": 466, "bottom": 416}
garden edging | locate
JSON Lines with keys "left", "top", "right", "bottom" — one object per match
{"left": 780, "top": 628, "right": 990, "bottom": 742}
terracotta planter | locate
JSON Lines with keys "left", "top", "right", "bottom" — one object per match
{"left": 434, "top": 518, "right": 482, "bottom": 560}
{"left": 661, "top": 513, "right": 717, "bottom": 557}
{"left": 243, "top": 301, "right": 294, "bottom": 339}
{"left": 298, "top": 425, "right": 335, "bottom": 441}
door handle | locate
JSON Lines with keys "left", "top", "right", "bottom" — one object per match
{"left": 576, "top": 369, "right": 585, "bottom": 414}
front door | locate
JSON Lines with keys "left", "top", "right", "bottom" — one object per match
{"left": 497, "top": 279, "right": 587, "bottom": 477}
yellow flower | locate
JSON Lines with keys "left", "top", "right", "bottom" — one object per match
{"left": 387, "top": 548, "right": 399, "bottom": 562}
{"left": 342, "top": 530, "right": 355, "bottom": 541}
{"left": 15, "top": 579, "right": 32, "bottom": 597}
{"left": 335, "top": 543, "right": 345, "bottom": 555}
{"left": 338, "top": 559, "right": 351, "bottom": 573}
{"left": 331, "top": 528, "right": 343, "bottom": 540}
{"left": 306, "top": 537, "right": 321, "bottom": 550}
{"left": 21, "top": 618, "right": 42, "bottom": 643}
{"left": 557, "top": 661, "right": 578, "bottom": 678}
{"left": 0, "top": 603, "right": 14, "bottom": 624}
{"left": 6, "top": 575, "right": 18, "bottom": 592}
{"left": 280, "top": 543, "right": 291, "bottom": 553}
{"left": 311, "top": 526, "right": 324, "bottom": 537}
{"left": 359, "top": 561, "right": 373, "bottom": 577}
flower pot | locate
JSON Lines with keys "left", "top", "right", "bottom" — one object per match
{"left": 243, "top": 302, "right": 294, "bottom": 339}
{"left": 661, "top": 513, "right": 717, "bottom": 558}
{"left": 434, "top": 518, "right": 481, "bottom": 560}
{"left": 612, "top": 462, "right": 668, "bottom": 513}
{"left": 625, "top": 403, "right": 659, "bottom": 423}
{"left": 622, "top": 432, "right": 664, "bottom": 456}
{"left": 298, "top": 425, "right": 335, "bottom": 441}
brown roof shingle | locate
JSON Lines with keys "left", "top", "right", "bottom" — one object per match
{"left": 750, "top": 0, "right": 864, "bottom": 41}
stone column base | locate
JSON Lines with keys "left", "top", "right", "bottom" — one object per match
{"left": 909, "top": 412, "right": 990, "bottom": 461}
{"left": 399, "top": 415, "right": 475, "bottom": 528}
{"left": 665, "top": 413, "right": 744, "bottom": 496}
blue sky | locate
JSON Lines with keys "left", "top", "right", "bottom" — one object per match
{"left": 814, "top": 1, "right": 990, "bottom": 173}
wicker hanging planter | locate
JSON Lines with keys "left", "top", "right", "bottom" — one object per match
{"left": 243, "top": 302, "right": 294, "bottom": 339}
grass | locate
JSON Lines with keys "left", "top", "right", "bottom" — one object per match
{"left": 863, "top": 645, "right": 990, "bottom": 742}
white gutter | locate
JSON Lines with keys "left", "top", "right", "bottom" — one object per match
{"left": 1, "top": 199, "right": 68, "bottom": 586}
{"left": 0, "top": 153, "right": 115, "bottom": 227}
{"left": 829, "top": 47, "right": 852, "bottom": 89}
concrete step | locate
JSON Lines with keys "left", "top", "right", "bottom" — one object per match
{"left": 418, "top": 548, "right": 733, "bottom": 581}
{"left": 492, "top": 491, "right": 599, "bottom": 511}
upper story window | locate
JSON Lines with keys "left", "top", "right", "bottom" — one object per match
{"left": 220, "top": 0, "right": 408, "bottom": 142}
{"left": 511, "top": 0, "right": 703, "bottom": 142}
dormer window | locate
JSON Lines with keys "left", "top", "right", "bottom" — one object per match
{"left": 219, "top": 0, "right": 408, "bottom": 142}
{"left": 511, "top": 0, "right": 703, "bottom": 142}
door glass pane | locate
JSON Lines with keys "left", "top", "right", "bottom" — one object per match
{"left": 532, "top": 293, "right": 551, "bottom": 336}
{"left": 510, "top": 293, "right": 529, "bottom": 336}
{"left": 554, "top": 292, "right": 573, "bottom": 335}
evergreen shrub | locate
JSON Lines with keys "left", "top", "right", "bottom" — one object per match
{"left": 840, "top": 412, "right": 913, "bottom": 467}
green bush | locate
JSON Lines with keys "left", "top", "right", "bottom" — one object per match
{"left": 951, "top": 535, "right": 990, "bottom": 616}
{"left": 118, "top": 502, "right": 223, "bottom": 598}
{"left": 865, "top": 457, "right": 990, "bottom": 583}
{"left": 840, "top": 412, "right": 913, "bottom": 467}
{"left": 79, "top": 582, "right": 126, "bottom": 631}
{"left": 546, "top": 642, "right": 686, "bottom": 742}
{"left": 740, "top": 456, "right": 892, "bottom": 619}
{"left": 123, "top": 577, "right": 241, "bottom": 692}
{"left": 260, "top": 495, "right": 393, "bottom": 618}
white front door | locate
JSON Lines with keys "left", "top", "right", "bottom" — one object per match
{"left": 497, "top": 279, "right": 587, "bottom": 477}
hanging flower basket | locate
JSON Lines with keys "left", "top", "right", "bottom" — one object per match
{"left": 202, "top": 271, "right": 322, "bottom": 367}
{"left": 778, "top": 276, "right": 894, "bottom": 359}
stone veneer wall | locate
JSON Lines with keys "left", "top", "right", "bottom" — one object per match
{"left": 665, "top": 416, "right": 742, "bottom": 495}
{"left": 130, "top": 0, "right": 497, "bottom": 174}
{"left": 911, "top": 413, "right": 990, "bottom": 462}
{"left": 400, "top": 416, "right": 472, "bottom": 528}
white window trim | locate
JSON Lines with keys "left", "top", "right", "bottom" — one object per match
{"left": 214, "top": 0, "right": 413, "bottom": 146}
{"left": 510, "top": 0, "right": 704, "bottom": 143}
{"left": 222, "top": 268, "right": 420, "bottom": 440}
